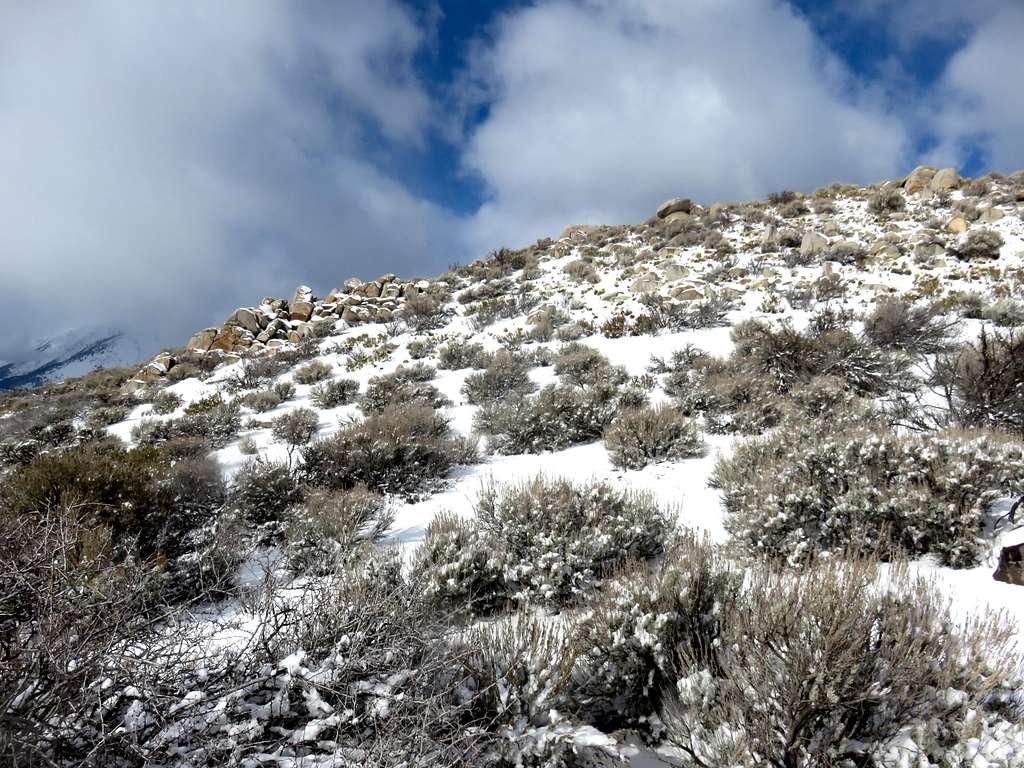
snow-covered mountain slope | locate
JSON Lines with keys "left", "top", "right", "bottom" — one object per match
{"left": 0, "top": 327, "right": 146, "bottom": 391}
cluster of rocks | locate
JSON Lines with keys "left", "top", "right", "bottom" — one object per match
{"left": 128, "top": 275, "right": 431, "bottom": 388}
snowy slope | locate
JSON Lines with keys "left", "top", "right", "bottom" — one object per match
{"left": 0, "top": 327, "right": 147, "bottom": 390}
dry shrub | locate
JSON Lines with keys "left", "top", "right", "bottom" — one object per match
{"left": 603, "top": 403, "right": 704, "bottom": 470}
{"left": 461, "top": 350, "right": 536, "bottom": 404}
{"left": 292, "top": 359, "right": 333, "bottom": 384}
{"left": 284, "top": 485, "right": 395, "bottom": 574}
{"left": 301, "top": 404, "right": 477, "bottom": 497}
{"left": 663, "top": 558, "right": 1017, "bottom": 767}
{"left": 308, "top": 377, "right": 359, "bottom": 408}
{"left": 438, "top": 339, "right": 490, "bottom": 370}
{"left": 712, "top": 418, "right": 1024, "bottom": 567}
{"left": 474, "top": 383, "right": 620, "bottom": 454}
{"left": 935, "top": 327, "right": 1024, "bottom": 435}
{"left": 862, "top": 296, "right": 956, "bottom": 355}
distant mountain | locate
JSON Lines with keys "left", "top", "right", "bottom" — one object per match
{"left": 0, "top": 327, "right": 147, "bottom": 391}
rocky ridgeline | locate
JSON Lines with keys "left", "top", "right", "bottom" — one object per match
{"left": 128, "top": 163, "right": 1024, "bottom": 390}
{"left": 129, "top": 275, "right": 431, "bottom": 389}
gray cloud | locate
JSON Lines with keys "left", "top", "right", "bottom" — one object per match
{"left": 0, "top": 1, "right": 461, "bottom": 358}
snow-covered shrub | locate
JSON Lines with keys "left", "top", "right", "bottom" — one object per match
{"left": 476, "top": 476, "right": 673, "bottom": 604}
{"left": 292, "top": 359, "right": 333, "bottom": 384}
{"left": 240, "top": 386, "right": 283, "bottom": 412}
{"left": 150, "top": 389, "right": 182, "bottom": 415}
{"left": 863, "top": 296, "right": 956, "bottom": 355}
{"left": 553, "top": 342, "right": 628, "bottom": 388}
{"left": 411, "top": 511, "right": 508, "bottom": 615}
{"left": 983, "top": 297, "right": 1024, "bottom": 327}
{"left": 362, "top": 368, "right": 451, "bottom": 413}
{"left": 935, "top": 328, "right": 1024, "bottom": 435}
{"left": 662, "top": 558, "right": 1017, "bottom": 767}
{"left": 438, "top": 338, "right": 490, "bottom": 369}
{"left": 284, "top": 486, "right": 394, "bottom": 574}
{"left": 462, "top": 616, "right": 626, "bottom": 767}
{"left": 563, "top": 257, "right": 600, "bottom": 283}
{"left": 301, "top": 404, "right": 477, "bottom": 497}
{"left": 713, "top": 421, "right": 1024, "bottom": 566}
{"left": 270, "top": 406, "right": 319, "bottom": 458}
{"left": 225, "top": 355, "right": 287, "bottom": 391}
{"left": 950, "top": 227, "right": 1004, "bottom": 260}
{"left": 669, "top": 319, "right": 913, "bottom": 435}
{"left": 308, "top": 376, "right": 358, "bottom": 408}
{"left": 0, "top": 506, "right": 163, "bottom": 764}
{"left": 475, "top": 383, "right": 619, "bottom": 454}
{"left": 96, "top": 553, "right": 488, "bottom": 766}
{"left": 603, "top": 403, "right": 704, "bottom": 470}
{"left": 231, "top": 457, "right": 303, "bottom": 525}
{"left": 867, "top": 187, "right": 906, "bottom": 215}
{"left": 462, "top": 350, "right": 536, "bottom": 404}
{"left": 571, "top": 534, "right": 738, "bottom": 731}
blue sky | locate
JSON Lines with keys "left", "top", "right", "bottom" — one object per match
{"left": 1, "top": 0, "right": 1022, "bottom": 355}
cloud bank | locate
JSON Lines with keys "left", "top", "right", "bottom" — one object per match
{"left": 1, "top": 0, "right": 1021, "bottom": 358}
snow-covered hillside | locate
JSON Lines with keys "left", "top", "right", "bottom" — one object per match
{"left": 7, "top": 168, "right": 1024, "bottom": 765}
{"left": 0, "top": 326, "right": 146, "bottom": 391}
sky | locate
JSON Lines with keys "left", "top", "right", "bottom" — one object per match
{"left": 1, "top": 0, "right": 1022, "bottom": 359}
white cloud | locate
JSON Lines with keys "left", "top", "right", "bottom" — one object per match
{"left": 0, "top": 1, "right": 459, "bottom": 358}
{"left": 925, "top": 4, "right": 1024, "bottom": 172}
{"left": 457, "top": 0, "right": 911, "bottom": 254}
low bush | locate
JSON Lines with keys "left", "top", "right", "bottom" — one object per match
{"left": 308, "top": 377, "right": 359, "bottom": 408}
{"left": 461, "top": 350, "right": 536, "bottom": 404}
{"left": 240, "top": 387, "right": 283, "bottom": 413}
{"left": 411, "top": 511, "right": 508, "bottom": 615}
{"left": 292, "top": 359, "right": 333, "bottom": 384}
{"left": 867, "top": 187, "right": 906, "bottom": 215}
{"left": 603, "top": 404, "right": 704, "bottom": 470}
{"left": 362, "top": 367, "right": 450, "bottom": 413}
{"left": 934, "top": 328, "right": 1024, "bottom": 435}
{"left": 572, "top": 533, "right": 738, "bottom": 730}
{"left": 270, "top": 407, "right": 320, "bottom": 458}
{"left": 663, "top": 558, "right": 1015, "bottom": 767}
{"left": 284, "top": 486, "right": 394, "bottom": 575}
{"left": 150, "top": 390, "right": 183, "bottom": 415}
{"left": 133, "top": 399, "right": 242, "bottom": 448}
{"left": 553, "top": 343, "right": 627, "bottom": 388}
{"left": 476, "top": 476, "right": 672, "bottom": 604}
{"left": 862, "top": 296, "right": 956, "bottom": 355}
{"left": 416, "top": 476, "right": 673, "bottom": 609}
{"left": 438, "top": 339, "right": 490, "bottom": 370}
{"left": 231, "top": 458, "right": 302, "bottom": 525}
{"left": 301, "top": 404, "right": 477, "bottom": 497}
{"left": 475, "top": 383, "right": 619, "bottom": 454}
{"left": 950, "top": 228, "right": 1004, "bottom": 260}
{"left": 712, "top": 420, "right": 1024, "bottom": 566}
{"left": 225, "top": 356, "right": 287, "bottom": 392}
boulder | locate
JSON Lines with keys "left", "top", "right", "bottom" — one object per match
{"left": 290, "top": 285, "right": 314, "bottom": 322}
{"left": 662, "top": 210, "right": 693, "bottom": 225}
{"left": 229, "top": 307, "right": 262, "bottom": 334}
{"left": 209, "top": 324, "right": 253, "bottom": 352}
{"left": 662, "top": 263, "right": 689, "bottom": 281}
{"left": 630, "top": 274, "right": 660, "bottom": 294}
{"left": 994, "top": 543, "right": 1024, "bottom": 586}
{"left": 929, "top": 167, "right": 960, "bottom": 193}
{"left": 362, "top": 281, "right": 382, "bottom": 299}
{"left": 800, "top": 231, "right": 829, "bottom": 257}
{"left": 978, "top": 207, "right": 1005, "bottom": 224}
{"left": 343, "top": 277, "right": 364, "bottom": 292}
{"left": 186, "top": 327, "right": 219, "bottom": 352}
{"left": 903, "top": 165, "right": 936, "bottom": 195}
{"left": 656, "top": 197, "right": 693, "bottom": 218}
{"left": 673, "top": 287, "right": 705, "bottom": 301}
{"left": 946, "top": 216, "right": 969, "bottom": 234}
